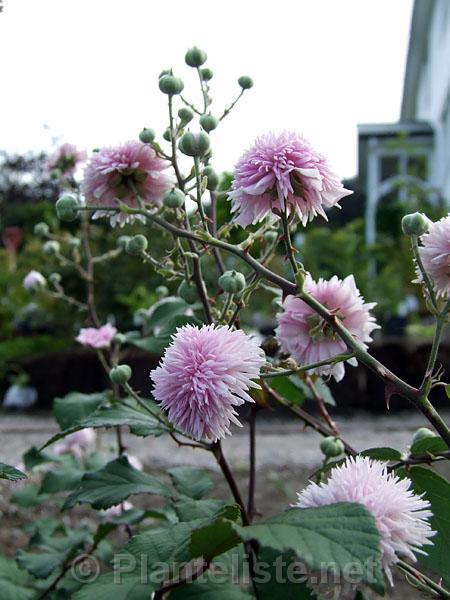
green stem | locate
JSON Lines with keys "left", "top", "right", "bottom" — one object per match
{"left": 397, "top": 559, "right": 450, "bottom": 599}
{"left": 193, "top": 156, "right": 208, "bottom": 230}
{"left": 411, "top": 235, "right": 438, "bottom": 312}
{"left": 219, "top": 293, "right": 234, "bottom": 322}
{"left": 261, "top": 353, "right": 355, "bottom": 379}
{"left": 280, "top": 208, "right": 298, "bottom": 275}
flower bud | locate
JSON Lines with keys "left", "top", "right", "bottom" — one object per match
{"left": 401, "top": 212, "right": 430, "bottom": 236}
{"left": 159, "top": 69, "right": 172, "bottom": 79}
{"left": 56, "top": 194, "right": 79, "bottom": 222}
{"left": 34, "top": 222, "right": 50, "bottom": 238}
{"left": 50, "top": 168, "right": 61, "bottom": 180}
{"left": 43, "top": 240, "right": 60, "bottom": 255}
{"left": 203, "top": 166, "right": 219, "bottom": 191}
{"left": 218, "top": 270, "right": 246, "bottom": 294}
{"left": 109, "top": 364, "right": 132, "bottom": 384}
{"left": 200, "top": 114, "right": 219, "bottom": 133}
{"left": 178, "top": 107, "right": 194, "bottom": 125}
{"left": 162, "top": 128, "right": 172, "bottom": 142}
{"left": 200, "top": 67, "right": 213, "bottom": 81}
{"left": 163, "top": 188, "right": 185, "bottom": 208}
{"left": 139, "top": 128, "right": 155, "bottom": 143}
{"left": 126, "top": 234, "right": 148, "bottom": 256}
{"left": 159, "top": 75, "right": 184, "bottom": 96}
{"left": 320, "top": 436, "right": 345, "bottom": 458}
{"left": 155, "top": 285, "right": 169, "bottom": 299}
{"left": 68, "top": 237, "right": 81, "bottom": 249}
{"left": 178, "top": 132, "right": 210, "bottom": 157}
{"left": 113, "top": 333, "right": 127, "bottom": 345}
{"left": 264, "top": 230, "right": 278, "bottom": 244}
{"left": 185, "top": 46, "right": 207, "bottom": 68}
{"left": 178, "top": 280, "right": 198, "bottom": 304}
{"left": 238, "top": 75, "right": 254, "bottom": 90}
{"left": 412, "top": 427, "right": 436, "bottom": 445}
{"left": 117, "top": 235, "right": 131, "bottom": 249}
{"left": 49, "top": 272, "right": 62, "bottom": 285}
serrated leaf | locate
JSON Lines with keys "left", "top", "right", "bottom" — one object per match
{"left": 174, "top": 498, "right": 226, "bottom": 522}
{"left": 410, "top": 436, "right": 447, "bottom": 457}
{"left": 39, "top": 467, "right": 84, "bottom": 494}
{"left": 54, "top": 391, "right": 109, "bottom": 430}
{"left": 254, "top": 548, "right": 315, "bottom": 599}
{"left": 63, "top": 456, "right": 172, "bottom": 510}
{"left": 132, "top": 315, "right": 203, "bottom": 355}
{"left": 0, "top": 462, "right": 27, "bottom": 481}
{"left": 168, "top": 577, "right": 253, "bottom": 599}
{"left": 72, "top": 572, "right": 154, "bottom": 600}
{"left": 11, "top": 484, "right": 49, "bottom": 508}
{"left": 270, "top": 376, "right": 308, "bottom": 406}
{"left": 23, "top": 446, "right": 60, "bottom": 470}
{"left": 144, "top": 297, "right": 188, "bottom": 330}
{"left": 190, "top": 518, "right": 241, "bottom": 562}
{"left": 360, "top": 447, "right": 403, "bottom": 461}
{"left": 168, "top": 466, "right": 214, "bottom": 500}
{"left": 0, "top": 555, "right": 35, "bottom": 600}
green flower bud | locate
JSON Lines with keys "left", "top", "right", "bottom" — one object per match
{"left": 412, "top": 427, "right": 436, "bottom": 445}
{"left": 159, "top": 69, "right": 172, "bottom": 79}
{"left": 200, "top": 67, "right": 213, "bottom": 81}
{"left": 238, "top": 75, "right": 254, "bottom": 90}
{"left": 56, "top": 194, "right": 79, "bottom": 222}
{"left": 126, "top": 234, "right": 148, "bottom": 256}
{"left": 178, "top": 107, "right": 194, "bottom": 125}
{"left": 109, "top": 364, "right": 132, "bottom": 384}
{"left": 155, "top": 285, "right": 169, "bottom": 299}
{"left": 200, "top": 114, "right": 219, "bottom": 133}
{"left": 163, "top": 127, "right": 172, "bottom": 142}
{"left": 49, "top": 272, "right": 61, "bottom": 285}
{"left": 43, "top": 240, "right": 60, "bottom": 255}
{"left": 113, "top": 333, "right": 127, "bottom": 345}
{"left": 34, "top": 222, "right": 50, "bottom": 238}
{"left": 178, "top": 132, "right": 210, "bottom": 157}
{"left": 163, "top": 188, "right": 185, "bottom": 208}
{"left": 68, "top": 237, "right": 81, "bottom": 249}
{"left": 264, "top": 230, "right": 278, "bottom": 244}
{"left": 218, "top": 270, "right": 246, "bottom": 294}
{"left": 320, "top": 436, "right": 345, "bottom": 458}
{"left": 50, "top": 168, "right": 61, "bottom": 180}
{"left": 117, "top": 235, "right": 131, "bottom": 249}
{"left": 139, "top": 128, "right": 155, "bottom": 143}
{"left": 159, "top": 75, "right": 184, "bottom": 96}
{"left": 185, "top": 46, "right": 207, "bottom": 67}
{"left": 178, "top": 280, "right": 198, "bottom": 304}
{"left": 203, "top": 166, "right": 219, "bottom": 191}
{"left": 401, "top": 212, "right": 430, "bottom": 237}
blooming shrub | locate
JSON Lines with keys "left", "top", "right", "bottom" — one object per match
{"left": 2, "top": 47, "right": 450, "bottom": 600}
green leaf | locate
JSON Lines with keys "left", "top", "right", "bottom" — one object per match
{"left": 144, "top": 297, "right": 188, "bottom": 330}
{"left": 11, "top": 484, "right": 49, "bottom": 508}
{"left": 235, "top": 503, "right": 384, "bottom": 594}
{"left": 169, "top": 577, "right": 253, "bottom": 599}
{"left": 0, "top": 555, "right": 35, "bottom": 600}
{"left": 190, "top": 518, "right": 241, "bottom": 562}
{"left": 40, "top": 467, "right": 84, "bottom": 493}
{"left": 360, "top": 447, "right": 403, "bottom": 461}
{"left": 410, "top": 436, "right": 447, "bottom": 457}
{"left": 168, "top": 466, "right": 214, "bottom": 500}
{"left": 54, "top": 391, "right": 109, "bottom": 430}
{"left": 174, "top": 498, "right": 226, "bottom": 522}
{"left": 254, "top": 548, "right": 315, "bottom": 599}
{"left": 401, "top": 467, "right": 450, "bottom": 585}
{"left": 0, "top": 462, "right": 27, "bottom": 481}
{"left": 63, "top": 456, "right": 172, "bottom": 510}
{"left": 354, "top": 592, "right": 370, "bottom": 600}
{"left": 72, "top": 572, "right": 154, "bottom": 600}
{"left": 313, "top": 378, "right": 336, "bottom": 406}
{"left": 132, "top": 315, "right": 202, "bottom": 355}
{"left": 269, "top": 376, "right": 308, "bottom": 406}
{"left": 23, "top": 446, "right": 60, "bottom": 470}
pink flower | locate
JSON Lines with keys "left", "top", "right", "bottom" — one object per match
{"left": 54, "top": 428, "right": 96, "bottom": 460}
{"left": 81, "top": 141, "right": 173, "bottom": 226}
{"left": 75, "top": 323, "right": 117, "bottom": 349}
{"left": 418, "top": 215, "right": 450, "bottom": 298}
{"left": 150, "top": 325, "right": 266, "bottom": 441}
{"left": 229, "top": 132, "right": 352, "bottom": 227}
{"left": 23, "top": 270, "right": 46, "bottom": 291}
{"left": 276, "top": 274, "right": 378, "bottom": 382}
{"left": 296, "top": 456, "right": 435, "bottom": 584}
{"left": 47, "top": 143, "right": 87, "bottom": 180}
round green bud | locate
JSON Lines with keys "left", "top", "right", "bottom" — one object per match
{"left": 320, "top": 436, "right": 345, "bottom": 458}
{"left": 159, "top": 75, "right": 184, "bottom": 96}
{"left": 412, "top": 427, "right": 436, "bottom": 445}
{"left": 163, "top": 127, "right": 172, "bottom": 142}
{"left": 155, "top": 285, "right": 169, "bottom": 299}
{"left": 113, "top": 333, "right": 126, "bottom": 345}
{"left": 109, "top": 364, "right": 132, "bottom": 384}
{"left": 178, "top": 107, "right": 194, "bottom": 125}
{"left": 117, "top": 235, "right": 131, "bottom": 249}
{"left": 50, "top": 168, "right": 61, "bottom": 180}
{"left": 238, "top": 75, "right": 254, "bottom": 90}
{"left": 203, "top": 166, "right": 219, "bottom": 191}
{"left": 159, "top": 69, "right": 172, "bottom": 79}
{"left": 34, "top": 222, "right": 50, "bottom": 238}
{"left": 49, "top": 272, "right": 61, "bottom": 285}
{"left": 178, "top": 132, "right": 210, "bottom": 157}
{"left": 264, "top": 230, "right": 278, "bottom": 244}
{"left": 178, "top": 280, "right": 198, "bottom": 304}
{"left": 185, "top": 46, "right": 207, "bottom": 68}
{"left": 163, "top": 188, "right": 185, "bottom": 208}
{"left": 68, "top": 237, "right": 81, "bottom": 249}
{"left": 56, "top": 194, "right": 79, "bottom": 222}
{"left": 218, "top": 270, "right": 246, "bottom": 294}
{"left": 200, "top": 67, "right": 213, "bottom": 81}
{"left": 43, "top": 240, "right": 60, "bottom": 255}
{"left": 200, "top": 114, "right": 219, "bottom": 133}
{"left": 401, "top": 212, "right": 430, "bottom": 237}
{"left": 139, "top": 128, "right": 155, "bottom": 143}
{"left": 126, "top": 234, "right": 148, "bottom": 256}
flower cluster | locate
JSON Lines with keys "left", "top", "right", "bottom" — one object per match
{"left": 418, "top": 214, "right": 450, "bottom": 298}
{"left": 76, "top": 323, "right": 117, "bottom": 349}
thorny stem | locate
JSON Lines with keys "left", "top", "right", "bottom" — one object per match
{"left": 193, "top": 156, "right": 208, "bottom": 230}
{"left": 261, "top": 353, "right": 355, "bottom": 379}
{"left": 211, "top": 441, "right": 250, "bottom": 525}
{"left": 411, "top": 236, "right": 438, "bottom": 312}
{"left": 280, "top": 208, "right": 298, "bottom": 275}
{"left": 306, "top": 376, "right": 340, "bottom": 436}
{"left": 397, "top": 559, "right": 450, "bottom": 599}
{"left": 219, "top": 89, "right": 244, "bottom": 121}
{"left": 219, "top": 293, "right": 234, "bottom": 322}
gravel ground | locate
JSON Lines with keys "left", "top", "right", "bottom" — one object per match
{"left": 1, "top": 410, "right": 448, "bottom": 599}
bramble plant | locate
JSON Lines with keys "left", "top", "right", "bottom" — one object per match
{"left": 3, "top": 46, "right": 450, "bottom": 599}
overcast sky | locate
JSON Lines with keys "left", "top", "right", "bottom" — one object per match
{"left": 1, "top": 0, "right": 413, "bottom": 178}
